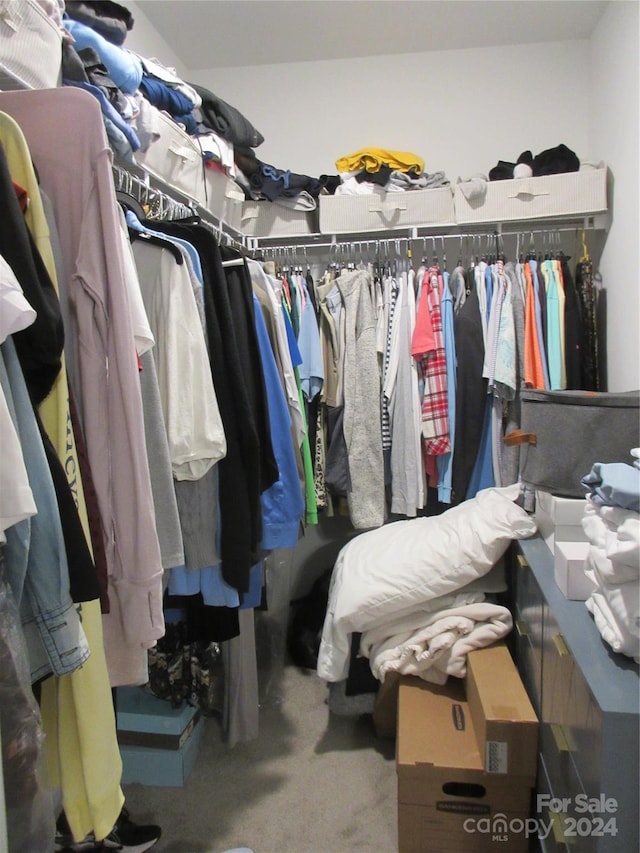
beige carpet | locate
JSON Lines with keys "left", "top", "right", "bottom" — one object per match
{"left": 122, "top": 665, "right": 397, "bottom": 853}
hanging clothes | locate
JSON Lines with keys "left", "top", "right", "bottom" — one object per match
{"left": 0, "top": 86, "right": 163, "bottom": 842}
{"left": 437, "top": 268, "right": 457, "bottom": 504}
{"left": 412, "top": 265, "right": 452, "bottom": 465}
{"left": 251, "top": 286, "right": 305, "bottom": 549}
{"left": 575, "top": 257, "right": 600, "bottom": 390}
{"left": 523, "top": 259, "right": 546, "bottom": 389}
{"left": 148, "top": 220, "right": 278, "bottom": 594}
{"left": 562, "top": 256, "right": 584, "bottom": 389}
{"left": 387, "top": 268, "right": 424, "bottom": 516}
{"left": 336, "top": 267, "right": 385, "bottom": 529}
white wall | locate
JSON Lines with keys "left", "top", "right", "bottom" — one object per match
{"left": 128, "top": 5, "right": 638, "bottom": 392}
{"left": 125, "top": 1, "right": 188, "bottom": 80}
{"left": 193, "top": 39, "right": 590, "bottom": 180}
{"left": 589, "top": 1, "right": 639, "bottom": 392}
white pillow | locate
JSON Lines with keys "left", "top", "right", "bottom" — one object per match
{"left": 317, "top": 483, "right": 537, "bottom": 681}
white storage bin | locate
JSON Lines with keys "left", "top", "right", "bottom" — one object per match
{"left": 136, "top": 111, "right": 206, "bottom": 206}
{"left": 319, "top": 186, "right": 455, "bottom": 234}
{"left": 534, "top": 490, "right": 588, "bottom": 552}
{"left": 454, "top": 167, "right": 608, "bottom": 224}
{"left": 240, "top": 200, "right": 318, "bottom": 238}
{"left": 533, "top": 490, "right": 588, "bottom": 553}
{"left": 554, "top": 541, "right": 595, "bottom": 600}
{"left": 536, "top": 491, "right": 586, "bottom": 526}
{"left": 203, "top": 168, "right": 244, "bottom": 232}
{"left": 0, "top": 0, "right": 62, "bottom": 90}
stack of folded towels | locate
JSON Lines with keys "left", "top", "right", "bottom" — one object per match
{"left": 581, "top": 450, "right": 640, "bottom": 662}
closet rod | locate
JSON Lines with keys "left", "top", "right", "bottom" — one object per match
{"left": 256, "top": 223, "right": 600, "bottom": 257}
{"left": 113, "top": 163, "right": 195, "bottom": 220}
{"left": 251, "top": 216, "right": 606, "bottom": 253}
{"left": 112, "top": 163, "right": 249, "bottom": 251}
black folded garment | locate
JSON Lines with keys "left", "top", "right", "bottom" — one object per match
{"left": 65, "top": 0, "right": 134, "bottom": 46}
{"left": 488, "top": 159, "right": 516, "bottom": 181}
{"left": 249, "top": 160, "right": 328, "bottom": 201}
{"left": 489, "top": 143, "right": 580, "bottom": 181}
{"left": 532, "top": 143, "right": 580, "bottom": 176}
{"left": 235, "top": 146, "right": 260, "bottom": 176}
{"left": 355, "top": 164, "right": 393, "bottom": 186}
{"left": 191, "top": 82, "right": 264, "bottom": 149}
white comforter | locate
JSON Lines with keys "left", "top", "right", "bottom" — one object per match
{"left": 316, "top": 484, "right": 536, "bottom": 682}
{"left": 361, "top": 600, "right": 513, "bottom": 684}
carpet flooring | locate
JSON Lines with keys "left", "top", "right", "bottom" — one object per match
{"left": 122, "top": 665, "right": 397, "bottom": 853}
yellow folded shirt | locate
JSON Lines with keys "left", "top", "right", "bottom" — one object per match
{"left": 335, "top": 147, "right": 425, "bottom": 175}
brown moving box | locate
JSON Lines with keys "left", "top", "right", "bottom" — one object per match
{"left": 466, "top": 644, "right": 538, "bottom": 782}
{"left": 372, "top": 671, "right": 401, "bottom": 738}
{"left": 397, "top": 673, "right": 538, "bottom": 853}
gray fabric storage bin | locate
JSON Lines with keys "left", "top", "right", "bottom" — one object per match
{"left": 507, "top": 389, "right": 640, "bottom": 497}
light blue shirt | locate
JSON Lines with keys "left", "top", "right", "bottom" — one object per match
{"left": 437, "top": 271, "right": 456, "bottom": 503}
{"left": 544, "top": 260, "right": 563, "bottom": 390}
{"left": 297, "top": 280, "right": 324, "bottom": 401}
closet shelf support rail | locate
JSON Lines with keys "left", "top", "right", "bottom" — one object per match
{"left": 112, "top": 163, "right": 250, "bottom": 252}
{"left": 249, "top": 213, "right": 608, "bottom": 251}
{"left": 253, "top": 221, "right": 607, "bottom": 260}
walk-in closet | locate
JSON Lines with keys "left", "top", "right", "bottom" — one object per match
{"left": 0, "top": 2, "right": 638, "bottom": 852}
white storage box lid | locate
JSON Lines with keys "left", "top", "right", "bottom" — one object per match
{"left": 454, "top": 166, "right": 607, "bottom": 225}
{"left": 319, "top": 186, "right": 455, "bottom": 234}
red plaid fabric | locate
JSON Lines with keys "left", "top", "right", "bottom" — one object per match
{"left": 418, "top": 268, "right": 450, "bottom": 455}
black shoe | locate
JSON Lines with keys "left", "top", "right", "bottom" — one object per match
{"left": 55, "top": 807, "right": 161, "bottom": 853}
{"left": 101, "top": 807, "right": 161, "bottom": 852}
{"left": 55, "top": 811, "right": 96, "bottom": 852}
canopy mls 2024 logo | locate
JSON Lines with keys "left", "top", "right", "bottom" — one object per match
{"left": 462, "top": 794, "right": 619, "bottom": 842}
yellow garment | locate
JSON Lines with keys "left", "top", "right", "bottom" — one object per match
{"left": 40, "top": 600, "right": 124, "bottom": 842}
{"left": 0, "top": 111, "right": 93, "bottom": 551}
{"left": 335, "top": 147, "right": 424, "bottom": 175}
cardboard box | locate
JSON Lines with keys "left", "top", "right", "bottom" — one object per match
{"left": 554, "top": 540, "right": 595, "bottom": 600}
{"left": 116, "top": 686, "right": 200, "bottom": 749}
{"left": 465, "top": 645, "right": 538, "bottom": 781}
{"left": 119, "top": 717, "right": 204, "bottom": 787}
{"left": 397, "top": 677, "right": 536, "bottom": 853}
{"left": 373, "top": 671, "right": 401, "bottom": 738}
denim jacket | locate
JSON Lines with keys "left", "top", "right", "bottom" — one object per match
{"left": 1, "top": 339, "right": 89, "bottom": 681}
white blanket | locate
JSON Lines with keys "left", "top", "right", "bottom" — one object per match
{"left": 585, "top": 591, "right": 640, "bottom": 663}
{"left": 316, "top": 484, "right": 536, "bottom": 682}
{"left": 362, "top": 601, "right": 513, "bottom": 684}
{"left": 585, "top": 552, "right": 640, "bottom": 641}
{"left": 582, "top": 499, "right": 640, "bottom": 583}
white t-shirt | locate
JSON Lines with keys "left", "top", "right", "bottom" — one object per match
{"left": 133, "top": 239, "right": 227, "bottom": 480}
{"left": 0, "top": 254, "right": 37, "bottom": 541}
